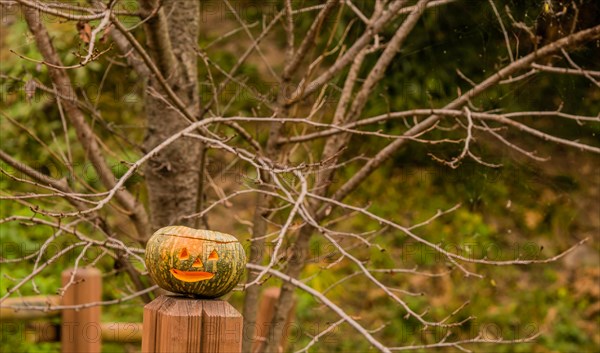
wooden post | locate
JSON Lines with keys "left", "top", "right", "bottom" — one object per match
{"left": 142, "top": 295, "right": 243, "bottom": 353}
{"left": 61, "top": 268, "right": 102, "bottom": 353}
{"left": 252, "top": 287, "right": 296, "bottom": 353}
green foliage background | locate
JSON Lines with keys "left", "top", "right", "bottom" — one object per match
{"left": 1, "top": 1, "right": 599, "bottom": 352}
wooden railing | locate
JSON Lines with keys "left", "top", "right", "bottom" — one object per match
{"left": 1, "top": 268, "right": 295, "bottom": 353}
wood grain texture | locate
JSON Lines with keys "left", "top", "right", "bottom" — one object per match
{"left": 142, "top": 295, "right": 242, "bottom": 353}
{"left": 201, "top": 300, "right": 243, "bottom": 353}
{"left": 142, "top": 295, "right": 169, "bottom": 352}
{"left": 61, "top": 268, "right": 102, "bottom": 353}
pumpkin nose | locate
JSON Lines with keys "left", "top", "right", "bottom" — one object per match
{"left": 192, "top": 257, "right": 203, "bottom": 268}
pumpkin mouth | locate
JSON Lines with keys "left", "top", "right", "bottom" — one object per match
{"left": 170, "top": 268, "right": 215, "bottom": 282}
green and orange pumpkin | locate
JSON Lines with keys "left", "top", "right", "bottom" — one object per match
{"left": 145, "top": 226, "right": 246, "bottom": 298}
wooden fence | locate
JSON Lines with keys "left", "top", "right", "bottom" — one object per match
{"left": 0, "top": 268, "right": 294, "bottom": 353}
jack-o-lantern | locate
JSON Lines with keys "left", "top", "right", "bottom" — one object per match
{"left": 145, "top": 226, "right": 246, "bottom": 298}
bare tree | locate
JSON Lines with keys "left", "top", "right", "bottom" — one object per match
{"left": 1, "top": 0, "right": 599, "bottom": 352}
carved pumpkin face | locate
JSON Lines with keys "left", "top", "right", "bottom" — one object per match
{"left": 145, "top": 226, "right": 246, "bottom": 298}
{"left": 169, "top": 246, "right": 220, "bottom": 282}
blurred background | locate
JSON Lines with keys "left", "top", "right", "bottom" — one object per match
{"left": 1, "top": 0, "right": 599, "bottom": 352}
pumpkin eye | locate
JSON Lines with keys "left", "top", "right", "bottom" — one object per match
{"left": 192, "top": 257, "right": 203, "bottom": 268}
{"left": 179, "top": 248, "right": 189, "bottom": 260}
{"left": 208, "top": 249, "right": 219, "bottom": 261}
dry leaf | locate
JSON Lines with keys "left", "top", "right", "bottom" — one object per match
{"left": 77, "top": 21, "right": 92, "bottom": 43}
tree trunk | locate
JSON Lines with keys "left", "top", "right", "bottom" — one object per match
{"left": 141, "top": 0, "right": 202, "bottom": 230}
